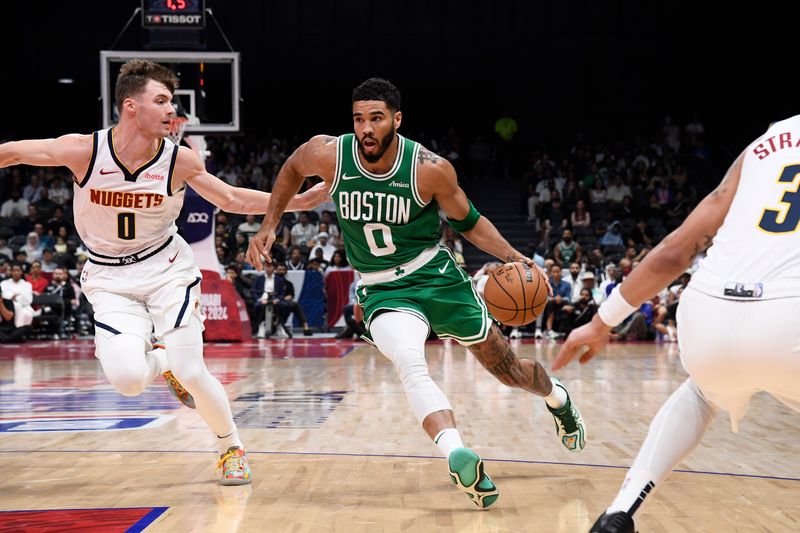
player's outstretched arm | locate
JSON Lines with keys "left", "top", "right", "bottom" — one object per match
{"left": 552, "top": 151, "right": 744, "bottom": 371}
{"left": 420, "top": 148, "right": 550, "bottom": 288}
{"left": 246, "top": 135, "right": 337, "bottom": 270}
{"left": 0, "top": 135, "right": 91, "bottom": 175}
{"left": 176, "top": 147, "right": 331, "bottom": 214}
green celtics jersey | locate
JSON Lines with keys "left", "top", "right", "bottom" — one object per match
{"left": 331, "top": 134, "right": 441, "bottom": 273}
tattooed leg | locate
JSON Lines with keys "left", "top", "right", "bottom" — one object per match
{"left": 468, "top": 325, "right": 553, "bottom": 396}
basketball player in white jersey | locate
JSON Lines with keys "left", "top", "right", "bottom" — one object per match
{"left": 0, "top": 60, "right": 327, "bottom": 485}
{"left": 553, "top": 115, "right": 800, "bottom": 531}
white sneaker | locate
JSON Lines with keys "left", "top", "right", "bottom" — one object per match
{"left": 509, "top": 328, "right": 521, "bottom": 339}
{"left": 547, "top": 330, "right": 563, "bottom": 340}
{"left": 273, "top": 325, "right": 290, "bottom": 339}
{"left": 534, "top": 328, "right": 543, "bottom": 339}
{"left": 256, "top": 321, "right": 267, "bottom": 339}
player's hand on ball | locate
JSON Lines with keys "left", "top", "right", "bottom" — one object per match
{"left": 516, "top": 256, "right": 553, "bottom": 296}
{"left": 247, "top": 225, "right": 276, "bottom": 271}
{"left": 552, "top": 314, "right": 613, "bottom": 370}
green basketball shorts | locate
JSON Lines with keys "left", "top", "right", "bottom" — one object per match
{"left": 355, "top": 246, "right": 492, "bottom": 345}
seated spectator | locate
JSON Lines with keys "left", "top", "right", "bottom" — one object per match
{"left": 285, "top": 246, "right": 306, "bottom": 271}
{"left": 47, "top": 207, "right": 74, "bottom": 237}
{"left": 589, "top": 179, "right": 607, "bottom": 204}
{"left": 233, "top": 232, "right": 248, "bottom": 255}
{"left": 540, "top": 195, "right": 568, "bottom": 243}
{"left": 306, "top": 255, "right": 327, "bottom": 274}
{"left": 13, "top": 250, "right": 31, "bottom": 272}
{"left": 237, "top": 215, "right": 261, "bottom": 240}
{"left": 34, "top": 222, "right": 54, "bottom": 251}
{"left": 570, "top": 199, "right": 591, "bottom": 228}
{"left": 48, "top": 176, "right": 72, "bottom": 206}
{"left": 562, "top": 262, "right": 583, "bottom": 302}
{"left": 290, "top": 212, "right": 317, "bottom": 248}
{"left": 627, "top": 219, "right": 654, "bottom": 248}
{"left": 543, "top": 264, "right": 572, "bottom": 339}
{"left": 0, "top": 263, "right": 35, "bottom": 330}
{"left": 0, "top": 189, "right": 28, "bottom": 219}
{"left": 224, "top": 263, "right": 250, "bottom": 302}
{"left": 310, "top": 232, "right": 336, "bottom": 262}
{"left": 325, "top": 249, "right": 351, "bottom": 276}
{"left": 45, "top": 267, "right": 75, "bottom": 332}
{"left": 599, "top": 221, "right": 624, "bottom": 248}
{"left": 40, "top": 249, "right": 58, "bottom": 272}
{"left": 34, "top": 188, "right": 58, "bottom": 221}
{"left": 606, "top": 175, "right": 632, "bottom": 204}
{"left": 600, "top": 263, "right": 620, "bottom": 296}
{"left": 0, "top": 238, "right": 12, "bottom": 261}
{"left": 580, "top": 270, "right": 605, "bottom": 303}
{"left": 445, "top": 239, "right": 466, "bottom": 268}
{"left": 21, "top": 232, "right": 44, "bottom": 262}
{"left": 560, "top": 288, "right": 598, "bottom": 335}
{"left": 17, "top": 205, "right": 42, "bottom": 236}
{"left": 335, "top": 276, "right": 366, "bottom": 339}
{"left": 0, "top": 282, "right": 31, "bottom": 343}
{"left": 26, "top": 260, "right": 48, "bottom": 295}
{"left": 439, "top": 226, "right": 464, "bottom": 254}
{"left": 275, "top": 264, "right": 312, "bottom": 336}
{"left": 319, "top": 211, "right": 341, "bottom": 245}
{"left": 554, "top": 229, "right": 582, "bottom": 267}
{"left": 273, "top": 216, "right": 292, "bottom": 249}
{"left": 22, "top": 174, "right": 44, "bottom": 203}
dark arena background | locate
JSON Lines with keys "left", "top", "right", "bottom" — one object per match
{"left": 0, "top": 2, "right": 798, "bottom": 532}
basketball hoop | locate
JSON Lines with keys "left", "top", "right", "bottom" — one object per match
{"left": 168, "top": 116, "right": 190, "bottom": 145}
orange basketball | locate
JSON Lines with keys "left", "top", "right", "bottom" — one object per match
{"left": 483, "top": 262, "right": 549, "bottom": 326}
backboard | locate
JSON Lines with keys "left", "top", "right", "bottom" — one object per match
{"left": 100, "top": 50, "right": 240, "bottom": 135}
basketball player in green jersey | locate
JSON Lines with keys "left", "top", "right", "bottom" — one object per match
{"left": 247, "top": 78, "right": 585, "bottom": 509}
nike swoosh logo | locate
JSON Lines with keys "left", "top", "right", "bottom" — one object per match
{"left": 99, "top": 168, "right": 119, "bottom": 175}
{"left": 438, "top": 263, "right": 448, "bottom": 274}
{"left": 168, "top": 252, "right": 179, "bottom": 263}
{"left": 341, "top": 174, "right": 361, "bottom": 180}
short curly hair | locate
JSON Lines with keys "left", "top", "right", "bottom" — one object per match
{"left": 352, "top": 78, "right": 401, "bottom": 111}
{"left": 115, "top": 59, "right": 178, "bottom": 111}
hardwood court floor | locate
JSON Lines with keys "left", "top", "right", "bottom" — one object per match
{"left": 0, "top": 339, "right": 798, "bottom": 532}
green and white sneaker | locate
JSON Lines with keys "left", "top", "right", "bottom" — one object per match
{"left": 546, "top": 377, "right": 586, "bottom": 452}
{"left": 447, "top": 448, "right": 499, "bottom": 509}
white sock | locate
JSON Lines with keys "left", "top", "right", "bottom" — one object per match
{"left": 217, "top": 429, "right": 244, "bottom": 454}
{"left": 544, "top": 377, "right": 568, "bottom": 409}
{"left": 434, "top": 428, "right": 464, "bottom": 458}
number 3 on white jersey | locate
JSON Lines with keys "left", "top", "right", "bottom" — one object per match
{"left": 759, "top": 164, "right": 800, "bottom": 234}
{"left": 363, "top": 223, "right": 396, "bottom": 257}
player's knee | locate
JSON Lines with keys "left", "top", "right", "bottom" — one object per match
{"left": 96, "top": 332, "right": 149, "bottom": 396}
{"left": 391, "top": 348, "right": 431, "bottom": 389}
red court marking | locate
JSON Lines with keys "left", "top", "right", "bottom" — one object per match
{"left": 0, "top": 507, "right": 165, "bottom": 532}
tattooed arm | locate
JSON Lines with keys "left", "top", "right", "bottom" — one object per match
{"left": 468, "top": 325, "right": 554, "bottom": 395}
{"left": 416, "top": 146, "right": 533, "bottom": 266}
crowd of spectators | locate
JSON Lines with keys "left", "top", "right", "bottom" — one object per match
{"left": 0, "top": 115, "right": 712, "bottom": 341}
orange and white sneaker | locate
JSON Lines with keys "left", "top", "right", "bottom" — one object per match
{"left": 218, "top": 446, "right": 252, "bottom": 486}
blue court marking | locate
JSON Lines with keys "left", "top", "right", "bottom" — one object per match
{"left": 128, "top": 506, "right": 168, "bottom": 533}
{"left": 0, "top": 449, "right": 796, "bottom": 483}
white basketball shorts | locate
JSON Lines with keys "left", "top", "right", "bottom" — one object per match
{"left": 677, "top": 287, "right": 800, "bottom": 432}
{"left": 81, "top": 234, "right": 204, "bottom": 341}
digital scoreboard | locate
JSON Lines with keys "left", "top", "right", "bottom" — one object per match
{"left": 142, "top": 0, "right": 206, "bottom": 29}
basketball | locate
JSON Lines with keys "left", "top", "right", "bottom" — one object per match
{"left": 483, "top": 262, "right": 549, "bottom": 326}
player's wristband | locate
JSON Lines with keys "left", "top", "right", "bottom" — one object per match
{"left": 447, "top": 200, "right": 481, "bottom": 233}
{"left": 597, "top": 287, "right": 638, "bottom": 327}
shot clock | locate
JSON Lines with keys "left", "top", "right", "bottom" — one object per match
{"left": 142, "top": 0, "right": 206, "bottom": 29}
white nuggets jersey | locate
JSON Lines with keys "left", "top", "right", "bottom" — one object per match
{"left": 692, "top": 115, "right": 800, "bottom": 300}
{"left": 73, "top": 128, "right": 185, "bottom": 261}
